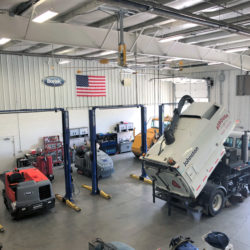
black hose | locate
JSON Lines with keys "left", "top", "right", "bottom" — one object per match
{"left": 164, "top": 95, "right": 194, "bottom": 145}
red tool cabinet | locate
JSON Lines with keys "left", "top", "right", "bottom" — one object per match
{"left": 43, "top": 136, "right": 63, "bottom": 165}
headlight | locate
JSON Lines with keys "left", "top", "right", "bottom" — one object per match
{"left": 11, "top": 201, "right": 16, "bottom": 211}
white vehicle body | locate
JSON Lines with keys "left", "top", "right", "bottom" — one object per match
{"left": 144, "top": 102, "right": 235, "bottom": 199}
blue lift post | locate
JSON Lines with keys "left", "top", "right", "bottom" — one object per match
{"left": 140, "top": 105, "right": 147, "bottom": 178}
{"left": 89, "top": 108, "right": 99, "bottom": 195}
{"left": 159, "top": 104, "right": 164, "bottom": 136}
{"left": 62, "top": 110, "right": 73, "bottom": 200}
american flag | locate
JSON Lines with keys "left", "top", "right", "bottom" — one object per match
{"left": 76, "top": 75, "right": 106, "bottom": 97}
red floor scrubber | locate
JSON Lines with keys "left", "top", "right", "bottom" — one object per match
{"left": 2, "top": 167, "right": 55, "bottom": 219}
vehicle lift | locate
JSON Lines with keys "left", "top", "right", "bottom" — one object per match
{"left": 82, "top": 105, "right": 150, "bottom": 199}
{"left": 0, "top": 108, "right": 80, "bottom": 212}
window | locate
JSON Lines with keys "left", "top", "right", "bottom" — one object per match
{"left": 151, "top": 120, "right": 159, "bottom": 128}
{"left": 236, "top": 138, "right": 242, "bottom": 149}
{"left": 224, "top": 137, "right": 234, "bottom": 147}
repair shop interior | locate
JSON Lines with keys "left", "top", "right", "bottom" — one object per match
{"left": 0, "top": 0, "right": 250, "bottom": 249}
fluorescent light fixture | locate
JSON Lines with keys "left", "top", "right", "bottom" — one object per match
{"left": 207, "top": 62, "right": 222, "bottom": 65}
{"left": 166, "top": 57, "right": 182, "bottom": 62}
{"left": 170, "top": 0, "right": 203, "bottom": 10}
{"left": 0, "top": 38, "right": 11, "bottom": 45}
{"left": 160, "top": 66, "right": 171, "bottom": 70}
{"left": 99, "top": 50, "right": 116, "bottom": 56}
{"left": 225, "top": 47, "right": 249, "bottom": 53}
{"left": 32, "top": 10, "right": 58, "bottom": 23}
{"left": 122, "top": 67, "right": 136, "bottom": 73}
{"left": 159, "top": 35, "right": 184, "bottom": 43}
{"left": 201, "top": 6, "right": 221, "bottom": 13}
{"left": 157, "top": 19, "right": 176, "bottom": 26}
{"left": 59, "top": 60, "right": 71, "bottom": 65}
{"left": 56, "top": 48, "right": 75, "bottom": 54}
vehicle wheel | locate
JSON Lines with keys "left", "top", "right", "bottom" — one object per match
{"left": 208, "top": 189, "right": 225, "bottom": 216}
{"left": 11, "top": 212, "right": 22, "bottom": 220}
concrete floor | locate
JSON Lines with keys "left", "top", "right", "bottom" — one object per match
{"left": 0, "top": 152, "right": 250, "bottom": 250}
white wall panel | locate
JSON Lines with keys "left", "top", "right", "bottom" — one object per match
{"left": 177, "top": 69, "right": 250, "bottom": 130}
{"left": 0, "top": 54, "right": 172, "bottom": 110}
{"left": 0, "top": 105, "right": 160, "bottom": 170}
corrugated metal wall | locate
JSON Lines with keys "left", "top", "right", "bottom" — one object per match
{"left": 0, "top": 54, "right": 171, "bottom": 110}
{"left": 179, "top": 69, "right": 250, "bottom": 130}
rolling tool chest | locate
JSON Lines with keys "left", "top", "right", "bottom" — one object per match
{"left": 43, "top": 136, "right": 63, "bottom": 165}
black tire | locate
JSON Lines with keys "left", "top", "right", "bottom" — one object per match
{"left": 11, "top": 212, "right": 22, "bottom": 220}
{"left": 208, "top": 189, "right": 225, "bottom": 216}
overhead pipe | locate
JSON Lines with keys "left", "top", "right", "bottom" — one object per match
{"left": 143, "top": 1, "right": 250, "bottom": 36}
{"left": 99, "top": 0, "right": 250, "bottom": 37}
{"left": 159, "top": 14, "right": 250, "bottom": 40}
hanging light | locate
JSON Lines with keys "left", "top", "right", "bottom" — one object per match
{"left": 32, "top": 10, "right": 58, "bottom": 23}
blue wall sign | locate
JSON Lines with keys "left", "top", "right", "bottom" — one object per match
{"left": 42, "top": 76, "right": 65, "bottom": 87}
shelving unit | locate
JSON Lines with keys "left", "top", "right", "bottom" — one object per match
{"left": 97, "top": 133, "right": 117, "bottom": 155}
{"left": 115, "top": 122, "right": 134, "bottom": 153}
{"left": 43, "top": 135, "right": 63, "bottom": 165}
{"left": 69, "top": 127, "right": 89, "bottom": 147}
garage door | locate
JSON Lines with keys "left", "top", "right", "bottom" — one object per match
{"left": 174, "top": 78, "right": 208, "bottom": 102}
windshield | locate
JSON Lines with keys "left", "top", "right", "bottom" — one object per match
{"left": 151, "top": 120, "right": 170, "bottom": 129}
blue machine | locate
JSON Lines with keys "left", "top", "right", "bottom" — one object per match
{"left": 169, "top": 236, "right": 199, "bottom": 250}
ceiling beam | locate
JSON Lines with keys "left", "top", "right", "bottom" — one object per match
{"left": 123, "top": 0, "right": 231, "bottom": 32}
{"left": 198, "top": 36, "right": 250, "bottom": 47}
{"left": 98, "top": 0, "right": 250, "bottom": 37}
{"left": 181, "top": 31, "right": 234, "bottom": 44}
{"left": 46, "top": 46, "right": 73, "bottom": 54}
{"left": 88, "top": 0, "right": 175, "bottom": 28}
{"left": 124, "top": 17, "right": 165, "bottom": 32}
{"left": 89, "top": 15, "right": 117, "bottom": 28}
{"left": 21, "top": 43, "right": 48, "bottom": 53}
{"left": 216, "top": 40, "right": 250, "bottom": 50}
{"left": 53, "top": 0, "right": 102, "bottom": 23}
{"left": 0, "top": 50, "right": 114, "bottom": 61}
{"left": 143, "top": 1, "right": 250, "bottom": 35}
{"left": 10, "top": 0, "right": 40, "bottom": 16}
{"left": 1, "top": 14, "right": 250, "bottom": 70}
{"left": 159, "top": 13, "right": 250, "bottom": 41}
